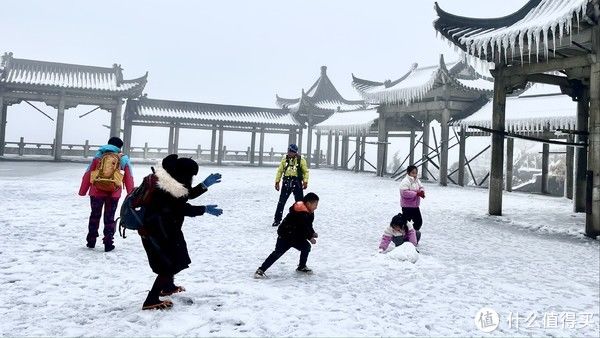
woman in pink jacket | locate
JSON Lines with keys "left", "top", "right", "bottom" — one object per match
{"left": 79, "top": 137, "right": 134, "bottom": 251}
{"left": 378, "top": 213, "right": 419, "bottom": 252}
{"left": 399, "top": 165, "right": 424, "bottom": 232}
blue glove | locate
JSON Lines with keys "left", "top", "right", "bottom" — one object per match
{"left": 205, "top": 205, "right": 223, "bottom": 217}
{"left": 202, "top": 173, "right": 222, "bottom": 188}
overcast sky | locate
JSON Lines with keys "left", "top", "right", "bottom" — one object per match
{"left": 2, "top": 0, "right": 527, "bottom": 153}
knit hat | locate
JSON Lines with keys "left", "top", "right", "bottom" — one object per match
{"left": 107, "top": 136, "right": 123, "bottom": 149}
{"left": 390, "top": 213, "right": 406, "bottom": 227}
{"left": 288, "top": 144, "right": 298, "bottom": 153}
{"left": 162, "top": 154, "right": 199, "bottom": 187}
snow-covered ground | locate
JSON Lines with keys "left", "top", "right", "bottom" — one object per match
{"left": 0, "top": 161, "right": 598, "bottom": 337}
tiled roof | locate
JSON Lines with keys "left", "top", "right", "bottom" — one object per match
{"left": 127, "top": 97, "right": 301, "bottom": 128}
{"left": 0, "top": 52, "right": 147, "bottom": 97}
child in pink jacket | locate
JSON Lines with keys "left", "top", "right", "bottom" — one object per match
{"left": 399, "top": 165, "right": 425, "bottom": 231}
{"left": 378, "top": 213, "right": 420, "bottom": 253}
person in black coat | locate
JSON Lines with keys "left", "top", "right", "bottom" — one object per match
{"left": 139, "top": 154, "right": 223, "bottom": 310}
{"left": 255, "top": 193, "right": 319, "bottom": 278}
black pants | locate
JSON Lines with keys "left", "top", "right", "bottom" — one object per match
{"left": 273, "top": 177, "right": 304, "bottom": 223}
{"left": 402, "top": 207, "right": 423, "bottom": 231}
{"left": 259, "top": 237, "right": 311, "bottom": 272}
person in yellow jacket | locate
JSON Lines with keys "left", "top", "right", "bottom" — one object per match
{"left": 272, "top": 144, "right": 309, "bottom": 227}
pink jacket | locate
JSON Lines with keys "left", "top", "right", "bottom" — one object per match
{"left": 378, "top": 226, "right": 418, "bottom": 251}
{"left": 79, "top": 156, "right": 134, "bottom": 199}
{"left": 399, "top": 175, "right": 424, "bottom": 208}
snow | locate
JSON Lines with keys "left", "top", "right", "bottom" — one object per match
{"left": 313, "top": 100, "right": 365, "bottom": 111}
{"left": 455, "top": 84, "right": 577, "bottom": 133}
{"left": 0, "top": 162, "right": 598, "bottom": 336}
{"left": 314, "top": 109, "right": 378, "bottom": 134}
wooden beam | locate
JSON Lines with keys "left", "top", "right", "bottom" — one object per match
{"left": 380, "top": 100, "right": 475, "bottom": 115}
{"left": 503, "top": 54, "right": 593, "bottom": 77}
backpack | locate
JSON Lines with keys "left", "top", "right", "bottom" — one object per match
{"left": 118, "top": 172, "right": 156, "bottom": 238}
{"left": 90, "top": 152, "right": 124, "bottom": 192}
{"left": 283, "top": 154, "right": 304, "bottom": 181}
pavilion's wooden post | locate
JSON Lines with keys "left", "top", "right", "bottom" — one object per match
{"left": 288, "top": 129, "right": 296, "bottom": 146}
{"left": 0, "top": 95, "right": 6, "bottom": 156}
{"left": 409, "top": 129, "right": 416, "bottom": 165}
{"left": 360, "top": 134, "right": 366, "bottom": 171}
{"left": 197, "top": 145, "right": 202, "bottom": 159}
{"left": 376, "top": 114, "right": 388, "bottom": 177}
{"left": 173, "top": 125, "right": 180, "bottom": 154}
{"left": 574, "top": 89, "right": 589, "bottom": 212}
{"left": 354, "top": 133, "right": 361, "bottom": 172}
{"left": 250, "top": 127, "right": 257, "bottom": 165}
{"left": 459, "top": 126, "right": 467, "bottom": 187}
{"left": 439, "top": 107, "right": 450, "bottom": 186}
{"left": 341, "top": 134, "right": 349, "bottom": 170}
{"left": 298, "top": 128, "right": 303, "bottom": 154}
{"left": 489, "top": 67, "right": 507, "bottom": 216}
{"left": 143, "top": 142, "right": 148, "bottom": 159}
{"left": 421, "top": 119, "right": 430, "bottom": 180}
{"left": 270, "top": 147, "right": 274, "bottom": 162}
{"left": 123, "top": 115, "right": 133, "bottom": 155}
{"left": 18, "top": 137, "right": 24, "bottom": 156}
{"left": 110, "top": 102, "right": 122, "bottom": 138}
{"left": 210, "top": 125, "right": 217, "bottom": 162}
{"left": 333, "top": 131, "right": 340, "bottom": 170}
{"left": 167, "top": 126, "right": 175, "bottom": 154}
{"left": 541, "top": 143, "right": 550, "bottom": 194}
{"left": 258, "top": 128, "right": 265, "bottom": 166}
{"left": 54, "top": 96, "right": 65, "bottom": 161}
{"left": 326, "top": 130, "right": 333, "bottom": 165}
{"left": 586, "top": 25, "right": 600, "bottom": 237}
{"left": 217, "top": 126, "right": 224, "bottom": 165}
{"left": 506, "top": 137, "right": 514, "bottom": 192}
{"left": 565, "top": 136, "right": 574, "bottom": 199}
{"left": 83, "top": 140, "right": 90, "bottom": 158}
{"left": 306, "top": 125, "right": 313, "bottom": 168}
{"left": 315, "top": 130, "right": 321, "bottom": 168}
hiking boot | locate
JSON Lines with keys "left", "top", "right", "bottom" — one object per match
{"left": 296, "top": 266, "right": 313, "bottom": 273}
{"left": 86, "top": 241, "right": 95, "bottom": 249}
{"left": 254, "top": 268, "right": 267, "bottom": 279}
{"left": 104, "top": 244, "right": 115, "bottom": 252}
{"left": 271, "top": 221, "right": 280, "bottom": 227}
{"left": 142, "top": 300, "right": 173, "bottom": 310}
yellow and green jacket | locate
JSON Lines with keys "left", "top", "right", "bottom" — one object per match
{"left": 275, "top": 155, "right": 309, "bottom": 183}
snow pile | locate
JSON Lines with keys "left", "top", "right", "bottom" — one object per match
{"left": 386, "top": 242, "right": 419, "bottom": 263}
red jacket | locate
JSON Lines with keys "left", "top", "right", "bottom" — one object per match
{"left": 79, "top": 156, "right": 134, "bottom": 199}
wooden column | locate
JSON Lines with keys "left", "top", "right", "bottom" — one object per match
{"left": 354, "top": 134, "right": 361, "bottom": 172}
{"left": 306, "top": 125, "right": 313, "bottom": 168}
{"left": 341, "top": 135, "right": 350, "bottom": 170}
{"left": 326, "top": 131, "right": 333, "bottom": 165}
{"left": 0, "top": 95, "right": 6, "bottom": 156}
{"left": 506, "top": 137, "right": 514, "bottom": 192}
{"left": 173, "top": 125, "right": 180, "bottom": 154}
{"left": 421, "top": 119, "right": 430, "bottom": 180}
{"left": 258, "top": 128, "right": 265, "bottom": 166}
{"left": 315, "top": 131, "right": 321, "bottom": 168}
{"left": 217, "top": 126, "right": 224, "bottom": 165}
{"left": 333, "top": 131, "right": 340, "bottom": 170}
{"left": 168, "top": 126, "right": 175, "bottom": 154}
{"left": 574, "top": 89, "right": 589, "bottom": 212}
{"left": 439, "top": 108, "right": 450, "bottom": 186}
{"left": 586, "top": 25, "right": 600, "bottom": 237}
{"left": 298, "top": 128, "right": 303, "bottom": 154}
{"left": 250, "top": 127, "right": 257, "bottom": 164}
{"left": 110, "top": 102, "right": 122, "bottom": 138}
{"left": 360, "top": 134, "right": 366, "bottom": 171}
{"left": 489, "top": 68, "right": 507, "bottom": 216}
{"left": 376, "top": 114, "right": 388, "bottom": 177}
{"left": 541, "top": 143, "right": 550, "bottom": 194}
{"left": 288, "top": 129, "right": 296, "bottom": 146}
{"left": 565, "top": 137, "right": 574, "bottom": 199}
{"left": 458, "top": 126, "right": 467, "bottom": 187}
{"left": 54, "top": 96, "right": 66, "bottom": 161}
{"left": 409, "top": 130, "right": 416, "bottom": 165}
{"left": 210, "top": 125, "right": 217, "bottom": 162}
{"left": 123, "top": 115, "right": 133, "bottom": 155}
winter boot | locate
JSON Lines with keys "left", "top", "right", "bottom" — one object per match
{"left": 86, "top": 240, "right": 95, "bottom": 249}
{"left": 271, "top": 221, "right": 280, "bottom": 227}
{"left": 296, "top": 266, "right": 313, "bottom": 274}
{"left": 160, "top": 285, "right": 185, "bottom": 297}
{"left": 104, "top": 243, "right": 115, "bottom": 252}
{"left": 254, "top": 268, "right": 267, "bottom": 279}
{"left": 142, "top": 299, "right": 173, "bottom": 310}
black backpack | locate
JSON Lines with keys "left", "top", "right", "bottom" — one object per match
{"left": 118, "top": 171, "right": 155, "bottom": 238}
{"left": 283, "top": 154, "right": 303, "bottom": 181}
